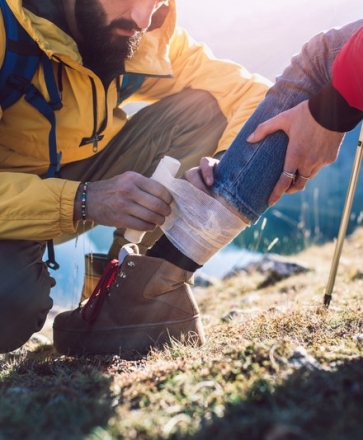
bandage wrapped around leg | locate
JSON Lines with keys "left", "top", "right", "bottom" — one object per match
{"left": 153, "top": 160, "right": 248, "bottom": 265}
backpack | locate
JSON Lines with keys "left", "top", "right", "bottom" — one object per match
{"left": 0, "top": 0, "right": 145, "bottom": 269}
{"left": 0, "top": 0, "right": 63, "bottom": 179}
{"left": 0, "top": 0, "right": 63, "bottom": 269}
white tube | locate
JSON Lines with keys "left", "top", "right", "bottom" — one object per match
{"left": 124, "top": 156, "right": 181, "bottom": 243}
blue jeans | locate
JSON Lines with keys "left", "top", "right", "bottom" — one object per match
{"left": 213, "top": 19, "right": 363, "bottom": 224}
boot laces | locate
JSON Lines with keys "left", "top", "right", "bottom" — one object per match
{"left": 81, "top": 259, "right": 119, "bottom": 323}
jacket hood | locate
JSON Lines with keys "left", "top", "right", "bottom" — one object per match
{"left": 6, "top": 0, "right": 176, "bottom": 77}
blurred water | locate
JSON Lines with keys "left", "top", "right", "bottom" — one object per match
{"left": 234, "top": 125, "right": 363, "bottom": 255}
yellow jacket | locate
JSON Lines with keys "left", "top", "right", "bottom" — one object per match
{"left": 0, "top": 0, "right": 271, "bottom": 241}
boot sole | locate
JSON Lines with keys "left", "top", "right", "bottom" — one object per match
{"left": 53, "top": 315, "right": 205, "bottom": 356}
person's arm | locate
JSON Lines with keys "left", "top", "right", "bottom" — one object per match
{"left": 0, "top": 171, "right": 172, "bottom": 241}
{"left": 0, "top": 173, "right": 80, "bottom": 240}
{"left": 246, "top": 24, "right": 363, "bottom": 206}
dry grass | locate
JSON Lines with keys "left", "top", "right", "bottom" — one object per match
{"left": 1, "top": 229, "right": 363, "bottom": 439}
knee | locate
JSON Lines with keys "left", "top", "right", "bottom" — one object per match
{"left": 0, "top": 242, "right": 54, "bottom": 353}
{"left": 176, "top": 88, "right": 226, "bottom": 126}
{"left": 0, "top": 283, "right": 54, "bottom": 353}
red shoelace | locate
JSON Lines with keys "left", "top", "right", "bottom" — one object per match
{"left": 82, "top": 259, "right": 119, "bottom": 323}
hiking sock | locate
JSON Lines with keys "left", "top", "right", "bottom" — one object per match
{"left": 146, "top": 235, "right": 202, "bottom": 272}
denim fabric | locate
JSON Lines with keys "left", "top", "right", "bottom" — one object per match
{"left": 213, "top": 19, "right": 363, "bottom": 223}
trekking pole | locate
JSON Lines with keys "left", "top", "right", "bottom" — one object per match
{"left": 324, "top": 123, "right": 363, "bottom": 307}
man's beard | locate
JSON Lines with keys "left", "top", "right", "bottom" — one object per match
{"left": 75, "top": 0, "right": 143, "bottom": 81}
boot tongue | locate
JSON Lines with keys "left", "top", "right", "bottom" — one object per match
{"left": 118, "top": 244, "right": 140, "bottom": 266}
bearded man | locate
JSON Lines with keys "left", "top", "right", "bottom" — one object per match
{"left": 0, "top": 0, "right": 271, "bottom": 354}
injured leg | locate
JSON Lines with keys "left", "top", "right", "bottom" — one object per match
{"left": 145, "top": 157, "right": 248, "bottom": 268}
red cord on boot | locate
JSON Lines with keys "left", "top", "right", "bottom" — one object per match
{"left": 82, "top": 259, "right": 119, "bottom": 323}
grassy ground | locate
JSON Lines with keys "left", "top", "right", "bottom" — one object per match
{"left": 1, "top": 229, "right": 363, "bottom": 439}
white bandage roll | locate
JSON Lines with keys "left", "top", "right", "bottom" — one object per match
{"left": 124, "top": 156, "right": 181, "bottom": 244}
{"left": 151, "top": 162, "right": 248, "bottom": 265}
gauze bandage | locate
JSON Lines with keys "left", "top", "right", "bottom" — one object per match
{"left": 129, "top": 156, "right": 247, "bottom": 265}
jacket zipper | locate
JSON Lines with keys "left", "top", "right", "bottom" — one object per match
{"left": 91, "top": 77, "right": 103, "bottom": 153}
{"left": 79, "top": 76, "right": 105, "bottom": 151}
{"left": 91, "top": 77, "right": 100, "bottom": 152}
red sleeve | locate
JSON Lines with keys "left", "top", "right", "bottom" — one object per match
{"left": 332, "top": 26, "right": 363, "bottom": 110}
{"left": 308, "top": 26, "right": 363, "bottom": 131}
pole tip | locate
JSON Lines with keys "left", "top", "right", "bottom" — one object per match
{"left": 323, "top": 294, "right": 332, "bottom": 308}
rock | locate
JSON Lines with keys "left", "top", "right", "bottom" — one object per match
{"left": 221, "top": 309, "right": 244, "bottom": 322}
{"left": 288, "top": 346, "right": 321, "bottom": 370}
{"left": 194, "top": 272, "right": 218, "bottom": 287}
{"left": 353, "top": 333, "right": 363, "bottom": 348}
{"left": 225, "top": 255, "right": 310, "bottom": 288}
{"left": 250, "top": 255, "right": 309, "bottom": 276}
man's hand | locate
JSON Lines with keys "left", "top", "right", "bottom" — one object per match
{"left": 247, "top": 100, "right": 344, "bottom": 206}
{"left": 74, "top": 172, "right": 173, "bottom": 231}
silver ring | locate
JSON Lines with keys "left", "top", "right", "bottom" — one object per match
{"left": 298, "top": 173, "right": 310, "bottom": 180}
{"left": 282, "top": 170, "right": 296, "bottom": 179}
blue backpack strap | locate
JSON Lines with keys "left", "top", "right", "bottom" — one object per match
{"left": 0, "top": 0, "right": 62, "bottom": 177}
{"left": 22, "top": 59, "right": 62, "bottom": 178}
{"left": 0, "top": 0, "right": 62, "bottom": 269}
{"left": 0, "top": 0, "right": 41, "bottom": 107}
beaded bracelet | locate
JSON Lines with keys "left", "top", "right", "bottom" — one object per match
{"left": 81, "top": 181, "right": 90, "bottom": 222}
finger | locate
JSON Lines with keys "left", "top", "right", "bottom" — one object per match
{"left": 200, "top": 157, "right": 218, "bottom": 186}
{"left": 137, "top": 178, "right": 173, "bottom": 206}
{"left": 268, "top": 174, "right": 294, "bottom": 206}
{"left": 119, "top": 214, "right": 158, "bottom": 232}
{"left": 101, "top": 198, "right": 168, "bottom": 231}
{"left": 247, "top": 113, "right": 286, "bottom": 143}
{"left": 297, "top": 172, "right": 311, "bottom": 181}
{"left": 288, "top": 169, "right": 312, "bottom": 193}
{"left": 128, "top": 201, "right": 170, "bottom": 226}
{"left": 304, "top": 163, "right": 322, "bottom": 181}
{"left": 116, "top": 193, "right": 171, "bottom": 228}
{"left": 287, "top": 178, "right": 308, "bottom": 193}
{"left": 127, "top": 179, "right": 172, "bottom": 217}
{"left": 140, "top": 192, "right": 172, "bottom": 217}
{"left": 183, "top": 167, "right": 210, "bottom": 194}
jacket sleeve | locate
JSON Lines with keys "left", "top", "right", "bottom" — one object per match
{"left": 308, "top": 26, "right": 363, "bottom": 132}
{"left": 133, "top": 27, "right": 272, "bottom": 152}
{"left": 333, "top": 26, "right": 363, "bottom": 111}
{"left": 0, "top": 172, "right": 80, "bottom": 240}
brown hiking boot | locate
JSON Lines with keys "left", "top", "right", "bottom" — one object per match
{"left": 53, "top": 245, "right": 205, "bottom": 356}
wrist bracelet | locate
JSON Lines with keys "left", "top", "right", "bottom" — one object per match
{"left": 81, "top": 181, "right": 90, "bottom": 222}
